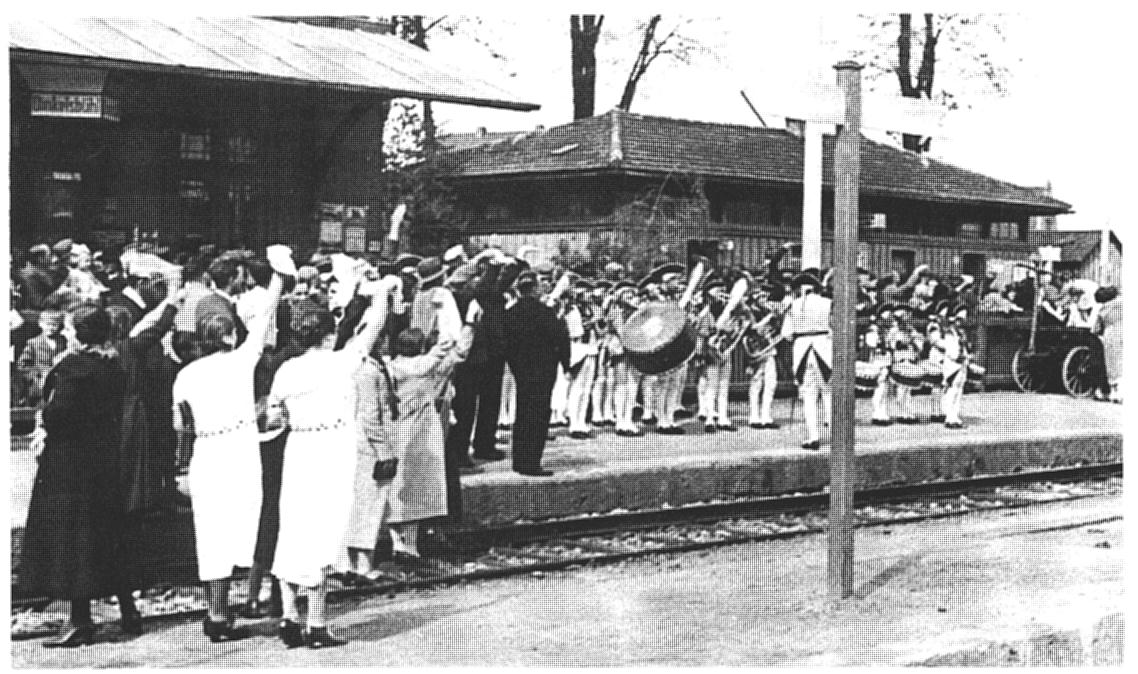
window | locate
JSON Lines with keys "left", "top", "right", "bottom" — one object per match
{"left": 226, "top": 134, "right": 256, "bottom": 164}
{"left": 180, "top": 131, "right": 211, "bottom": 160}
{"left": 891, "top": 249, "right": 915, "bottom": 279}
{"left": 959, "top": 222, "right": 981, "bottom": 239}
{"left": 179, "top": 179, "right": 210, "bottom": 202}
{"left": 721, "top": 199, "right": 773, "bottom": 227}
{"left": 989, "top": 221, "right": 1020, "bottom": 239}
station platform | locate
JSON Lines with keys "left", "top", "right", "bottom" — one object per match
{"left": 459, "top": 391, "right": 1123, "bottom": 527}
{"left": 8, "top": 392, "right": 1122, "bottom": 539}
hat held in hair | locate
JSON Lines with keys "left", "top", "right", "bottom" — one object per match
{"left": 415, "top": 257, "right": 446, "bottom": 284}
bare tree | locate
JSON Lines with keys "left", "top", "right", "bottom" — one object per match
{"left": 570, "top": 15, "right": 604, "bottom": 119}
{"left": 855, "top": 13, "right": 1016, "bottom": 152}
{"left": 616, "top": 16, "right": 710, "bottom": 112}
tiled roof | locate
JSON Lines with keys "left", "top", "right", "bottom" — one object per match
{"left": 438, "top": 109, "right": 1071, "bottom": 213}
{"left": 439, "top": 130, "right": 530, "bottom": 152}
{"left": 1030, "top": 230, "right": 1120, "bottom": 262}
{"left": 9, "top": 17, "right": 538, "bottom": 110}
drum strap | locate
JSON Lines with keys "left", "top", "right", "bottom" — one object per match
{"left": 795, "top": 330, "right": 830, "bottom": 338}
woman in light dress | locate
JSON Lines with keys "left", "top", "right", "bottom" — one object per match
{"left": 171, "top": 245, "right": 293, "bottom": 642}
{"left": 268, "top": 273, "right": 400, "bottom": 649}
{"left": 1095, "top": 286, "right": 1122, "bottom": 403}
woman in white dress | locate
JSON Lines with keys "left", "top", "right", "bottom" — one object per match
{"left": 269, "top": 273, "right": 400, "bottom": 649}
{"left": 171, "top": 245, "right": 294, "bottom": 642}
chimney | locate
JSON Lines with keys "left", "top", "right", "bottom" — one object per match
{"left": 786, "top": 118, "right": 806, "bottom": 138}
{"left": 535, "top": 124, "right": 546, "bottom": 133}
{"left": 476, "top": 127, "right": 487, "bottom": 137}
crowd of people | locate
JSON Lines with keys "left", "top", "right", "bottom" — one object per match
{"left": 9, "top": 235, "right": 1122, "bottom": 649}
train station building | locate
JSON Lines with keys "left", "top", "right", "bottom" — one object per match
{"left": 8, "top": 16, "right": 536, "bottom": 254}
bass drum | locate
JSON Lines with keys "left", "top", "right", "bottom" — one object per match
{"left": 620, "top": 301, "right": 696, "bottom": 375}
{"left": 889, "top": 362, "right": 925, "bottom": 389}
{"left": 920, "top": 360, "right": 944, "bottom": 387}
{"left": 855, "top": 361, "right": 883, "bottom": 390}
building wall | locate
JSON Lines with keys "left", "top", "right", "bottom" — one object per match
{"left": 456, "top": 176, "right": 1040, "bottom": 280}
{"left": 10, "top": 63, "right": 391, "bottom": 255}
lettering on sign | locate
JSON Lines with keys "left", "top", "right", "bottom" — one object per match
{"left": 30, "top": 93, "right": 120, "bottom": 122}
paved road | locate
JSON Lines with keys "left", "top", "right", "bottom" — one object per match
{"left": 13, "top": 493, "right": 1123, "bottom": 667}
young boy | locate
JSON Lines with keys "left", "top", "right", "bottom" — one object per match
{"left": 17, "top": 309, "right": 68, "bottom": 406}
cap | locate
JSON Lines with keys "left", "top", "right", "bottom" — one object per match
{"left": 415, "top": 257, "right": 446, "bottom": 284}
{"left": 515, "top": 270, "right": 538, "bottom": 290}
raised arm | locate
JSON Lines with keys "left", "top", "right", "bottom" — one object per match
{"left": 343, "top": 274, "right": 401, "bottom": 361}
{"left": 241, "top": 245, "right": 294, "bottom": 356}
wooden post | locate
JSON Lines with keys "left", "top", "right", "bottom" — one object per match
{"left": 828, "top": 60, "right": 862, "bottom": 600}
{"left": 802, "top": 122, "right": 824, "bottom": 270}
{"left": 1100, "top": 228, "right": 1112, "bottom": 286}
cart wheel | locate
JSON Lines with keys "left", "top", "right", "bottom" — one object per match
{"left": 1012, "top": 348, "right": 1045, "bottom": 393}
{"left": 1062, "top": 345, "right": 1097, "bottom": 397}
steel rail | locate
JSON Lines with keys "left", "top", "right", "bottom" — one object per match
{"left": 10, "top": 462, "right": 1122, "bottom": 636}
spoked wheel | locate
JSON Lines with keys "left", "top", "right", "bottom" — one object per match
{"left": 1012, "top": 348, "right": 1046, "bottom": 393}
{"left": 1061, "top": 345, "right": 1097, "bottom": 397}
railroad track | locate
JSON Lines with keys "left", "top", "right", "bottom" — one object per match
{"left": 11, "top": 462, "right": 1123, "bottom": 639}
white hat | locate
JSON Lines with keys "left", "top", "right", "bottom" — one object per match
{"left": 443, "top": 244, "right": 466, "bottom": 263}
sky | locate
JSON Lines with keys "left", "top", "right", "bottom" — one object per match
{"left": 6, "top": 4, "right": 1133, "bottom": 238}
{"left": 420, "top": 9, "right": 1134, "bottom": 238}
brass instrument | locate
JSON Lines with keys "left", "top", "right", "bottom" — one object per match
{"left": 707, "top": 277, "right": 751, "bottom": 359}
{"left": 680, "top": 255, "right": 712, "bottom": 309}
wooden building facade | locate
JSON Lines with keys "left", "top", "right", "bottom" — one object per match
{"left": 9, "top": 17, "right": 536, "bottom": 255}
{"left": 438, "top": 110, "right": 1071, "bottom": 285}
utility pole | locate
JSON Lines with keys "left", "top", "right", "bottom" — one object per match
{"left": 828, "top": 60, "right": 862, "bottom": 600}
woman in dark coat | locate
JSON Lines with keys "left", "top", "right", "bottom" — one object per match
{"left": 20, "top": 305, "right": 143, "bottom": 647}
{"left": 107, "top": 286, "right": 184, "bottom": 515}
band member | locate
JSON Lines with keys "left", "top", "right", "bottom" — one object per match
{"left": 868, "top": 305, "right": 896, "bottom": 426}
{"left": 564, "top": 278, "right": 600, "bottom": 439}
{"left": 654, "top": 268, "right": 690, "bottom": 435}
{"left": 921, "top": 313, "right": 947, "bottom": 422}
{"left": 780, "top": 269, "right": 832, "bottom": 450}
{"left": 886, "top": 305, "right": 923, "bottom": 424}
{"left": 608, "top": 282, "right": 644, "bottom": 436}
{"left": 695, "top": 277, "right": 735, "bottom": 432}
{"left": 589, "top": 281, "right": 618, "bottom": 428}
{"left": 745, "top": 283, "right": 785, "bottom": 429}
{"left": 937, "top": 304, "right": 972, "bottom": 428}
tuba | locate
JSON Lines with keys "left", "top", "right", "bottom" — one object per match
{"left": 707, "top": 274, "right": 752, "bottom": 359}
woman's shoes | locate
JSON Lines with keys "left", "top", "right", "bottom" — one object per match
{"left": 43, "top": 624, "right": 96, "bottom": 648}
{"left": 304, "top": 626, "right": 347, "bottom": 649}
{"left": 279, "top": 619, "right": 305, "bottom": 648}
{"left": 202, "top": 617, "right": 245, "bottom": 643}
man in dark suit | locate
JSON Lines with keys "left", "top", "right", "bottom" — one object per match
{"left": 504, "top": 270, "right": 570, "bottom": 476}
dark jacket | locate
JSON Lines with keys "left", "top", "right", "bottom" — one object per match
{"left": 503, "top": 296, "right": 570, "bottom": 384}
{"left": 467, "top": 262, "right": 510, "bottom": 365}
{"left": 21, "top": 349, "right": 132, "bottom": 599}
{"left": 115, "top": 305, "right": 179, "bottom": 513}
{"left": 17, "top": 263, "right": 60, "bottom": 311}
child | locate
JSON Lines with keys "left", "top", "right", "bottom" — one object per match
{"left": 17, "top": 310, "right": 68, "bottom": 406}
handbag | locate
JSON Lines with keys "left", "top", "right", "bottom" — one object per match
{"left": 373, "top": 457, "right": 399, "bottom": 481}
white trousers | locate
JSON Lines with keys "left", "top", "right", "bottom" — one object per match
{"left": 798, "top": 357, "right": 831, "bottom": 444}
{"left": 747, "top": 357, "right": 777, "bottom": 424}
{"left": 613, "top": 360, "right": 642, "bottom": 432}
{"left": 566, "top": 356, "right": 597, "bottom": 433}
{"left": 550, "top": 365, "right": 570, "bottom": 423}
{"left": 941, "top": 368, "right": 966, "bottom": 424}
{"left": 701, "top": 361, "right": 732, "bottom": 426}
{"left": 498, "top": 364, "right": 516, "bottom": 426}
{"left": 591, "top": 357, "right": 615, "bottom": 424}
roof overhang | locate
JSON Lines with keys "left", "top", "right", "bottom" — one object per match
{"left": 9, "top": 17, "right": 539, "bottom": 111}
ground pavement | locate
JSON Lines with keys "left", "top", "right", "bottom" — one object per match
{"left": 11, "top": 492, "right": 1124, "bottom": 667}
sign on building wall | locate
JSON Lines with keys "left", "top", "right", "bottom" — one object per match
{"left": 30, "top": 93, "right": 120, "bottom": 122}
